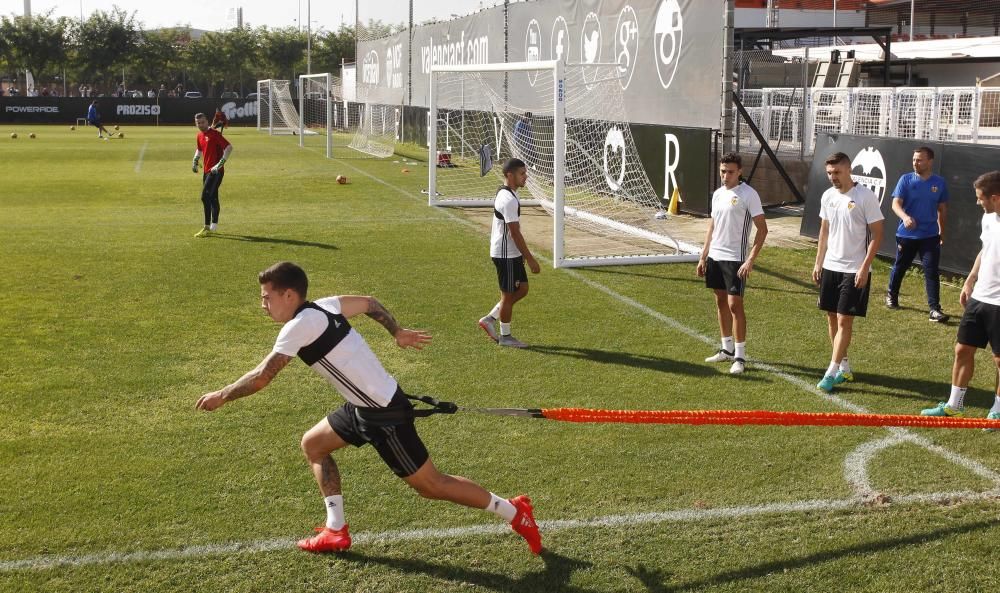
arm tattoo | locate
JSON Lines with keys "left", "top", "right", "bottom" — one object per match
{"left": 221, "top": 352, "right": 292, "bottom": 402}
{"left": 365, "top": 298, "right": 401, "bottom": 337}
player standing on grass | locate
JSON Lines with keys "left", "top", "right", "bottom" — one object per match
{"left": 478, "top": 158, "right": 541, "bottom": 348}
{"left": 192, "top": 112, "right": 232, "bottom": 238}
{"left": 921, "top": 171, "right": 1000, "bottom": 422}
{"left": 885, "top": 147, "right": 950, "bottom": 322}
{"left": 196, "top": 261, "right": 542, "bottom": 554}
{"left": 86, "top": 100, "right": 113, "bottom": 140}
{"left": 697, "top": 153, "right": 768, "bottom": 374}
{"left": 813, "top": 152, "right": 884, "bottom": 392}
{"left": 212, "top": 106, "right": 229, "bottom": 133}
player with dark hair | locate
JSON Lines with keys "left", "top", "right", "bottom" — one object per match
{"left": 195, "top": 261, "right": 542, "bottom": 554}
{"left": 698, "top": 152, "right": 768, "bottom": 374}
{"left": 922, "top": 171, "right": 1000, "bottom": 420}
{"left": 212, "top": 107, "right": 229, "bottom": 132}
{"left": 813, "top": 152, "right": 884, "bottom": 392}
{"left": 478, "top": 158, "right": 541, "bottom": 348}
{"left": 885, "top": 146, "right": 950, "bottom": 322}
{"left": 86, "top": 100, "right": 113, "bottom": 140}
{"left": 192, "top": 112, "right": 233, "bottom": 238}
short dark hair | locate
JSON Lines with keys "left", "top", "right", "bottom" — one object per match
{"left": 524, "top": 111, "right": 533, "bottom": 118}
{"left": 824, "top": 152, "right": 851, "bottom": 167}
{"left": 974, "top": 171, "right": 1000, "bottom": 199}
{"left": 720, "top": 152, "right": 742, "bottom": 168}
{"left": 258, "top": 261, "right": 308, "bottom": 298}
{"left": 914, "top": 146, "right": 935, "bottom": 160}
{"left": 503, "top": 158, "right": 527, "bottom": 176}
{"left": 194, "top": 112, "right": 207, "bottom": 121}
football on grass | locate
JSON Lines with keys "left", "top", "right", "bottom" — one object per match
{"left": 29, "top": 133, "right": 35, "bottom": 139}
{"left": 114, "top": 125, "right": 119, "bottom": 130}
{"left": 336, "top": 175, "right": 347, "bottom": 184}
{"left": 9, "top": 133, "right": 16, "bottom": 139}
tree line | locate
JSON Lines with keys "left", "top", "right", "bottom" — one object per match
{"left": 0, "top": 8, "right": 369, "bottom": 97}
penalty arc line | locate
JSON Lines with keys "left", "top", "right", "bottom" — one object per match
{"left": 3, "top": 490, "right": 998, "bottom": 573}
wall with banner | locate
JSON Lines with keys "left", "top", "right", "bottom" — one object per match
{"left": 0, "top": 97, "right": 259, "bottom": 125}
{"left": 357, "top": 0, "right": 724, "bottom": 129}
{"left": 800, "top": 133, "right": 998, "bottom": 275}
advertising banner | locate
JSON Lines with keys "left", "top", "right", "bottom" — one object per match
{"left": 355, "top": 29, "right": 410, "bottom": 106}
{"left": 801, "top": 133, "right": 995, "bottom": 275}
{"left": 0, "top": 97, "right": 259, "bottom": 125}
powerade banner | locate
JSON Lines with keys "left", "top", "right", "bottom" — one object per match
{"left": 0, "top": 97, "right": 259, "bottom": 125}
{"left": 801, "top": 133, "right": 996, "bottom": 275}
{"left": 359, "top": 0, "right": 723, "bottom": 129}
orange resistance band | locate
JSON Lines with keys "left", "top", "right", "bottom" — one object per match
{"left": 540, "top": 408, "right": 1000, "bottom": 430}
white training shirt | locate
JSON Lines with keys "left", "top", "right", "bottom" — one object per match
{"left": 820, "top": 183, "right": 884, "bottom": 274}
{"left": 972, "top": 213, "right": 1000, "bottom": 306}
{"left": 272, "top": 296, "right": 397, "bottom": 407}
{"left": 490, "top": 186, "right": 522, "bottom": 259}
{"left": 708, "top": 182, "right": 765, "bottom": 262}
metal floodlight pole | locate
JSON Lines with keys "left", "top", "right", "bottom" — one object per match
{"left": 307, "top": 0, "right": 312, "bottom": 74}
{"left": 909, "top": 0, "right": 916, "bottom": 41}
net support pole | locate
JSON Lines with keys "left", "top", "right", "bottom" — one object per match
{"left": 268, "top": 80, "right": 274, "bottom": 136}
{"left": 326, "top": 72, "right": 333, "bottom": 158}
{"left": 256, "top": 80, "right": 262, "bottom": 131}
{"left": 552, "top": 59, "right": 566, "bottom": 268}
{"left": 428, "top": 65, "right": 438, "bottom": 206}
{"left": 299, "top": 77, "right": 305, "bottom": 147}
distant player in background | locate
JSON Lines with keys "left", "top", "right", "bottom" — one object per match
{"left": 921, "top": 171, "right": 1000, "bottom": 420}
{"left": 192, "top": 112, "right": 233, "bottom": 238}
{"left": 513, "top": 112, "right": 534, "bottom": 167}
{"left": 195, "top": 261, "right": 542, "bottom": 555}
{"left": 697, "top": 153, "right": 768, "bottom": 375}
{"left": 86, "top": 100, "right": 113, "bottom": 140}
{"left": 813, "top": 152, "right": 884, "bottom": 392}
{"left": 478, "top": 158, "right": 540, "bottom": 348}
{"left": 212, "top": 107, "right": 229, "bottom": 133}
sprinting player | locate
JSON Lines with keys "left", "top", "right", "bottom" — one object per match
{"left": 191, "top": 112, "right": 232, "bottom": 238}
{"left": 921, "top": 171, "right": 1000, "bottom": 420}
{"left": 196, "top": 261, "right": 542, "bottom": 554}
{"left": 885, "top": 146, "right": 950, "bottom": 322}
{"left": 697, "top": 153, "right": 768, "bottom": 374}
{"left": 86, "top": 100, "right": 113, "bottom": 140}
{"left": 212, "top": 106, "right": 229, "bottom": 133}
{"left": 478, "top": 158, "right": 541, "bottom": 348}
{"left": 813, "top": 152, "right": 884, "bottom": 392}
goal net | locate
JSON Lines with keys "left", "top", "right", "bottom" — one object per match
{"left": 428, "top": 61, "right": 699, "bottom": 268}
{"left": 256, "top": 79, "right": 299, "bottom": 135}
{"left": 348, "top": 80, "right": 400, "bottom": 158}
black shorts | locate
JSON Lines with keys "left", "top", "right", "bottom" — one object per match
{"left": 957, "top": 298, "right": 1000, "bottom": 355}
{"left": 705, "top": 258, "right": 744, "bottom": 296}
{"left": 493, "top": 256, "right": 528, "bottom": 293}
{"left": 818, "top": 268, "right": 871, "bottom": 317}
{"left": 326, "top": 388, "right": 429, "bottom": 478}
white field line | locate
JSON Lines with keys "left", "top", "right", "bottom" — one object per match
{"left": 134, "top": 141, "right": 148, "bottom": 173}
{"left": 4, "top": 490, "right": 999, "bottom": 573}
{"left": 330, "top": 155, "right": 1000, "bottom": 493}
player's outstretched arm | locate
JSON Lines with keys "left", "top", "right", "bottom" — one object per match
{"left": 339, "top": 296, "right": 433, "bottom": 349}
{"left": 196, "top": 351, "right": 292, "bottom": 411}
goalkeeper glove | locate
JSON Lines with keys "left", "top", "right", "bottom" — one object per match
{"left": 192, "top": 157, "right": 199, "bottom": 173}
{"left": 210, "top": 158, "right": 226, "bottom": 174}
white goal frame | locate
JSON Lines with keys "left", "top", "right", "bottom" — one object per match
{"left": 428, "top": 60, "right": 699, "bottom": 268}
{"left": 299, "top": 73, "right": 333, "bottom": 157}
{"left": 256, "top": 79, "right": 298, "bottom": 135}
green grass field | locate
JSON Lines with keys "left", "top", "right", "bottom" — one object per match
{"left": 4, "top": 124, "right": 1000, "bottom": 592}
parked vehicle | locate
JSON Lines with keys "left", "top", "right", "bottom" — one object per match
{"left": 184, "top": 91, "right": 203, "bottom": 99}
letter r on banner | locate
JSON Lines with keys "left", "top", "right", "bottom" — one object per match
{"left": 663, "top": 133, "right": 679, "bottom": 198}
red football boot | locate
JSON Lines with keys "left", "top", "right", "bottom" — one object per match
{"left": 297, "top": 525, "right": 352, "bottom": 553}
{"left": 509, "top": 495, "right": 542, "bottom": 554}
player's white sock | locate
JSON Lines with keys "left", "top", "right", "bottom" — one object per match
{"left": 324, "top": 495, "right": 345, "bottom": 530}
{"left": 990, "top": 395, "right": 1000, "bottom": 415}
{"left": 734, "top": 342, "right": 746, "bottom": 360}
{"left": 826, "top": 361, "right": 840, "bottom": 377}
{"left": 500, "top": 322, "right": 511, "bottom": 337}
{"left": 209, "top": 223, "right": 217, "bottom": 231}
{"left": 947, "top": 385, "right": 968, "bottom": 410}
{"left": 721, "top": 336, "right": 734, "bottom": 354}
{"left": 484, "top": 493, "right": 517, "bottom": 522}
{"left": 839, "top": 357, "right": 851, "bottom": 374}
{"left": 488, "top": 302, "right": 502, "bottom": 320}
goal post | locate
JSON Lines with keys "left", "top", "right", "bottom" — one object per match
{"left": 299, "top": 72, "right": 333, "bottom": 158}
{"left": 256, "top": 79, "right": 298, "bottom": 135}
{"left": 427, "top": 60, "right": 700, "bottom": 268}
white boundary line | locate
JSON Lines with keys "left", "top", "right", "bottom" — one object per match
{"left": 4, "top": 490, "right": 998, "bottom": 572}
{"left": 7, "top": 143, "right": 987, "bottom": 574}
{"left": 134, "top": 140, "right": 148, "bottom": 173}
